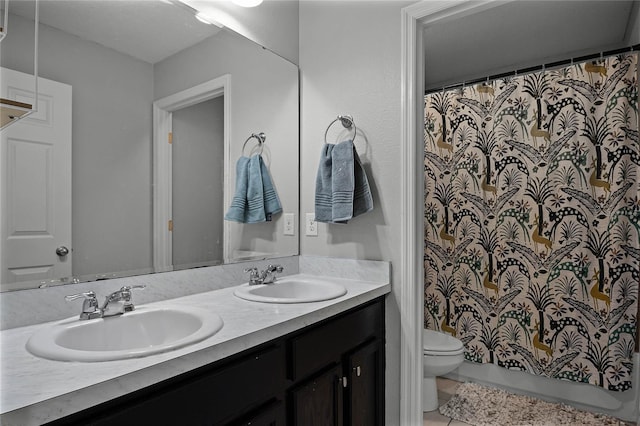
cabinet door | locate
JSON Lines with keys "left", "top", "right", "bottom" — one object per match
{"left": 289, "top": 365, "right": 343, "bottom": 426}
{"left": 345, "top": 339, "right": 383, "bottom": 426}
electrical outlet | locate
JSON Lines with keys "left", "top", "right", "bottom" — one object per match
{"left": 305, "top": 213, "right": 318, "bottom": 236}
{"left": 283, "top": 213, "right": 295, "bottom": 235}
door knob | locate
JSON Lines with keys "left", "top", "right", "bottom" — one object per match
{"left": 56, "top": 246, "right": 70, "bottom": 257}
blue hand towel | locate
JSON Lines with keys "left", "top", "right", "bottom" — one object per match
{"left": 331, "top": 140, "right": 356, "bottom": 222}
{"left": 245, "top": 154, "right": 267, "bottom": 223}
{"left": 315, "top": 144, "right": 335, "bottom": 223}
{"left": 224, "top": 156, "right": 251, "bottom": 222}
{"left": 259, "top": 155, "right": 282, "bottom": 220}
{"left": 314, "top": 140, "right": 374, "bottom": 224}
{"left": 352, "top": 148, "right": 373, "bottom": 219}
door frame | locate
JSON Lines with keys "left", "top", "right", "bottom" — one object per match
{"left": 152, "top": 74, "right": 231, "bottom": 272}
{"left": 399, "top": 2, "right": 507, "bottom": 424}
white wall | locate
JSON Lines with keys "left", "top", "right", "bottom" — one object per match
{"left": 1, "top": 13, "right": 154, "bottom": 279}
{"left": 299, "top": 2, "right": 413, "bottom": 424}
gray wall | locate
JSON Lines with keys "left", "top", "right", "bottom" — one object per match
{"left": 172, "top": 97, "right": 225, "bottom": 268}
{"left": 629, "top": 1, "right": 640, "bottom": 46}
{"left": 298, "top": 2, "right": 413, "bottom": 424}
{"left": 422, "top": 1, "right": 639, "bottom": 91}
{"left": 154, "top": 28, "right": 299, "bottom": 261}
{"left": 1, "top": 13, "right": 154, "bottom": 279}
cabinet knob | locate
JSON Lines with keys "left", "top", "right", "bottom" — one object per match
{"left": 355, "top": 366, "right": 361, "bottom": 377}
{"left": 342, "top": 376, "right": 348, "bottom": 388}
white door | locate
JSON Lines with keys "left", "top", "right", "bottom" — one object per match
{"left": 0, "top": 67, "right": 72, "bottom": 290}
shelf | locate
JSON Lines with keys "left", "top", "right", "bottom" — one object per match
{"left": 0, "top": 98, "right": 33, "bottom": 128}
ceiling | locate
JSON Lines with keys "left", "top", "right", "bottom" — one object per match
{"left": 7, "top": 0, "right": 222, "bottom": 64}
{"left": 423, "top": 0, "right": 638, "bottom": 90}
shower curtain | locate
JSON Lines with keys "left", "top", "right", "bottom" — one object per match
{"left": 424, "top": 53, "right": 639, "bottom": 391}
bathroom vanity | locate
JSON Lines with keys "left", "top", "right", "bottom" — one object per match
{"left": 48, "top": 298, "right": 384, "bottom": 425}
{"left": 0, "top": 261, "right": 390, "bottom": 426}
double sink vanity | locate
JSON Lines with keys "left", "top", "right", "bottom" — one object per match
{"left": 0, "top": 256, "right": 390, "bottom": 425}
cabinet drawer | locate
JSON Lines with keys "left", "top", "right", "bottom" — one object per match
{"left": 288, "top": 300, "right": 383, "bottom": 381}
{"left": 54, "top": 343, "right": 286, "bottom": 426}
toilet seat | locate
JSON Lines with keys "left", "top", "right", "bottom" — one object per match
{"left": 423, "top": 329, "right": 464, "bottom": 356}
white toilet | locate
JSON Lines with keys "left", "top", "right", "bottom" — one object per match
{"left": 423, "top": 329, "right": 464, "bottom": 411}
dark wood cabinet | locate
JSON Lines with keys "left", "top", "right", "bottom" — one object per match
{"left": 228, "top": 399, "right": 286, "bottom": 426}
{"left": 289, "top": 337, "right": 384, "bottom": 426}
{"left": 345, "top": 339, "right": 384, "bottom": 426}
{"left": 290, "top": 365, "right": 344, "bottom": 426}
{"left": 46, "top": 297, "right": 385, "bottom": 426}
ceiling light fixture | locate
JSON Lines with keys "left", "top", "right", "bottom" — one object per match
{"left": 231, "top": 0, "right": 263, "bottom": 7}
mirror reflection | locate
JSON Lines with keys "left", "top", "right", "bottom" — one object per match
{"left": 0, "top": 0, "right": 299, "bottom": 292}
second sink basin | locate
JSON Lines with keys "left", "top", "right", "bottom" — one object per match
{"left": 233, "top": 275, "right": 347, "bottom": 303}
{"left": 26, "top": 305, "right": 224, "bottom": 362}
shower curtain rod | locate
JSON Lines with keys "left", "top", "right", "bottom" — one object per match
{"left": 425, "top": 43, "right": 640, "bottom": 95}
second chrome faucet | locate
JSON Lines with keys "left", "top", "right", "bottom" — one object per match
{"left": 244, "top": 264, "right": 284, "bottom": 285}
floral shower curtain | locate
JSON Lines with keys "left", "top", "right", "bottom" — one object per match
{"left": 424, "top": 53, "right": 639, "bottom": 391}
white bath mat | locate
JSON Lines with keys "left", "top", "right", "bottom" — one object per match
{"left": 439, "top": 382, "right": 621, "bottom": 426}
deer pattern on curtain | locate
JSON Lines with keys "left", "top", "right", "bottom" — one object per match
{"left": 424, "top": 53, "right": 639, "bottom": 391}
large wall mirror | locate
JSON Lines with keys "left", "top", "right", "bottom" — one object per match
{"left": 0, "top": 0, "right": 299, "bottom": 292}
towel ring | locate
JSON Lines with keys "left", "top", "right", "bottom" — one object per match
{"left": 242, "top": 132, "right": 265, "bottom": 156}
{"left": 324, "top": 115, "right": 356, "bottom": 144}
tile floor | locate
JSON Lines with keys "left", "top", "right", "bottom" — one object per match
{"left": 422, "top": 377, "right": 636, "bottom": 426}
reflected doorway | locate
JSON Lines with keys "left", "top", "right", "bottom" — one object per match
{"left": 152, "top": 74, "right": 231, "bottom": 273}
{"left": 171, "top": 96, "right": 224, "bottom": 270}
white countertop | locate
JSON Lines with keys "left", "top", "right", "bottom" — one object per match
{"left": 0, "top": 274, "right": 390, "bottom": 425}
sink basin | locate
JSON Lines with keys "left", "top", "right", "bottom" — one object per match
{"left": 26, "top": 305, "right": 223, "bottom": 362}
{"left": 233, "top": 276, "right": 347, "bottom": 303}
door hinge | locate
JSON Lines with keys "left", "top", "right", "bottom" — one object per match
{"left": 168, "top": 132, "right": 173, "bottom": 144}
{"left": 168, "top": 220, "right": 173, "bottom": 232}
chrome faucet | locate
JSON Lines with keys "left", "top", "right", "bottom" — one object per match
{"left": 244, "top": 264, "right": 284, "bottom": 285}
{"left": 65, "top": 285, "right": 145, "bottom": 320}
{"left": 101, "top": 285, "right": 146, "bottom": 317}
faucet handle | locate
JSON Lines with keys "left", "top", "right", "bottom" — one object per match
{"left": 65, "top": 291, "right": 101, "bottom": 320}
{"left": 119, "top": 285, "right": 145, "bottom": 312}
{"left": 244, "top": 267, "right": 260, "bottom": 284}
{"left": 120, "top": 285, "right": 146, "bottom": 293}
{"left": 64, "top": 290, "right": 96, "bottom": 302}
{"left": 269, "top": 264, "right": 284, "bottom": 273}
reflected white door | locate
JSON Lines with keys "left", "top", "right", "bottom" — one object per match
{"left": 0, "top": 67, "right": 72, "bottom": 289}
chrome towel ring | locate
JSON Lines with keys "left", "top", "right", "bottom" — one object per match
{"left": 324, "top": 115, "right": 356, "bottom": 144}
{"left": 242, "top": 132, "right": 265, "bottom": 156}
